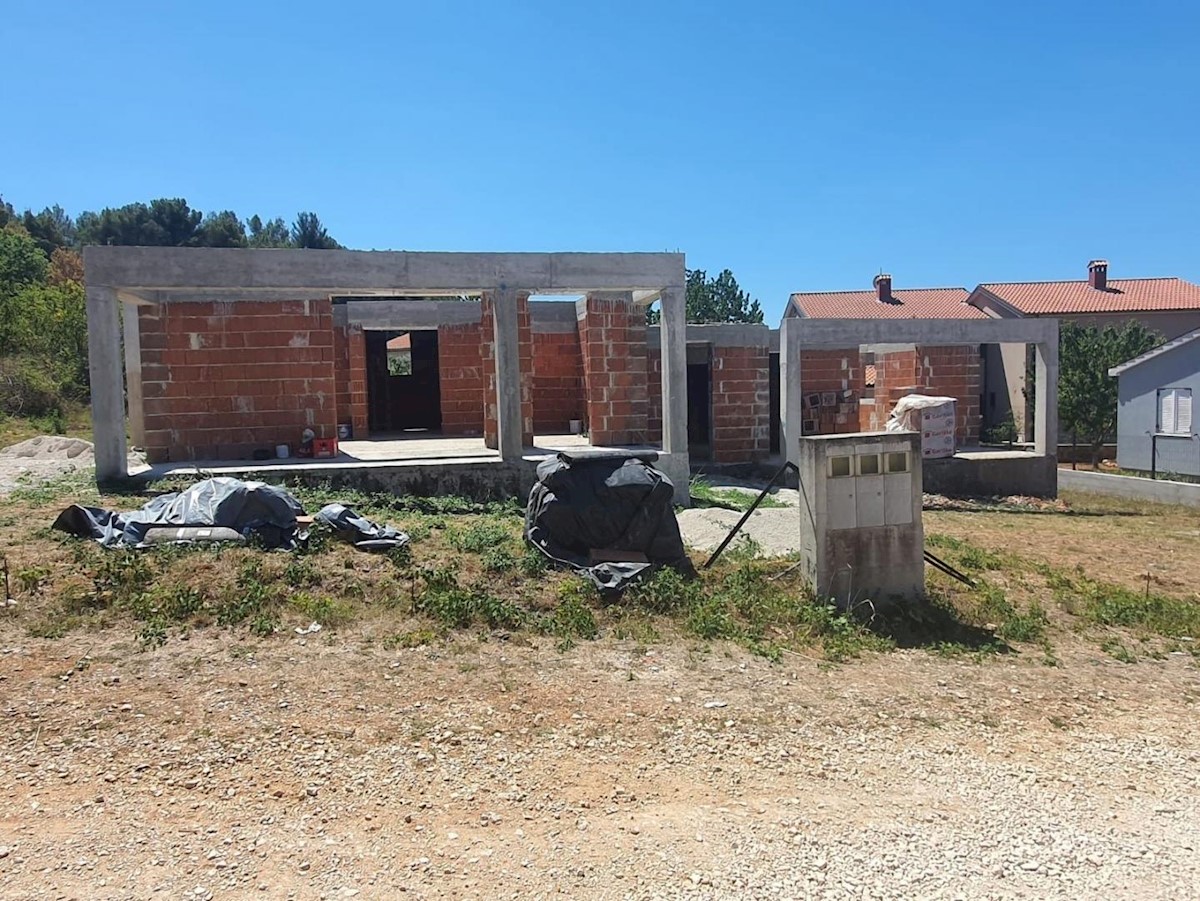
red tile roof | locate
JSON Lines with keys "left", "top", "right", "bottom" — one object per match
{"left": 789, "top": 287, "right": 982, "bottom": 319}
{"left": 976, "top": 278, "right": 1200, "bottom": 315}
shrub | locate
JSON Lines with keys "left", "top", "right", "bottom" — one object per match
{"left": 0, "top": 354, "right": 62, "bottom": 416}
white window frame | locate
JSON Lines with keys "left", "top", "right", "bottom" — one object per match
{"left": 1156, "top": 387, "right": 1193, "bottom": 437}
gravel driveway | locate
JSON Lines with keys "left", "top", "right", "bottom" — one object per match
{"left": 2, "top": 630, "right": 1196, "bottom": 899}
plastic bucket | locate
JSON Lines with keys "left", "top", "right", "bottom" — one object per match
{"left": 337, "top": 423, "right": 352, "bottom": 440}
{"left": 275, "top": 444, "right": 290, "bottom": 459}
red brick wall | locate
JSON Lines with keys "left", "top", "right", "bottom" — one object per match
{"left": 347, "top": 326, "right": 367, "bottom": 438}
{"left": 860, "top": 349, "right": 920, "bottom": 433}
{"left": 798, "top": 349, "right": 862, "bottom": 435}
{"left": 438, "top": 322, "right": 486, "bottom": 437}
{"left": 332, "top": 322, "right": 352, "bottom": 434}
{"left": 579, "top": 296, "right": 648, "bottom": 445}
{"left": 711, "top": 345, "right": 770, "bottom": 462}
{"left": 532, "top": 331, "right": 585, "bottom": 434}
{"left": 138, "top": 299, "right": 336, "bottom": 463}
{"left": 858, "top": 345, "right": 981, "bottom": 443}
{"left": 917, "top": 345, "right": 982, "bottom": 443}
{"left": 480, "top": 293, "right": 534, "bottom": 449}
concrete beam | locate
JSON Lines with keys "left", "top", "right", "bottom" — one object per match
{"left": 83, "top": 247, "right": 685, "bottom": 295}
{"left": 343, "top": 299, "right": 481, "bottom": 329}
{"left": 86, "top": 286, "right": 128, "bottom": 483}
{"left": 646, "top": 322, "right": 772, "bottom": 347}
{"left": 490, "top": 288, "right": 525, "bottom": 462}
{"left": 782, "top": 316, "right": 1057, "bottom": 348}
{"left": 1034, "top": 324, "right": 1060, "bottom": 458}
{"left": 779, "top": 317, "right": 803, "bottom": 467}
{"left": 658, "top": 286, "right": 690, "bottom": 503}
{"left": 529, "top": 301, "right": 579, "bottom": 334}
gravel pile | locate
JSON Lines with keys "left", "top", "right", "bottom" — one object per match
{"left": 1, "top": 633, "right": 1196, "bottom": 899}
{"left": 0, "top": 436, "right": 96, "bottom": 495}
{"left": 0, "top": 436, "right": 145, "bottom": 496}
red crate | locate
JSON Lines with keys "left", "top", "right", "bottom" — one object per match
{"left": 313, "top": 437, "right": 339, "bottom": 459}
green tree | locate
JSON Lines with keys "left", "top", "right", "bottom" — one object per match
{"left": 0, "top": 195, "right": 14, "bottom": 229}
{"left": 2, "top": 281, "right": 88, "bottom": 386}
{"left": 1059, "top": 321, "right": 1161, "bottom": 466}
{"left": 197, "top": 210, "right": 248, "bottom": 247}
{"left": 290, "top": 211, "right": 341, "bottom": 249}
{"left": 247, "top": 214, "right": 293, "bottom": 247}
{"left": 648, "top": 267, "right": 764, "bottom": 324}
{"left": 77, "top": 198, "right": 202, "bottom": 246}
{"left": 0, "top": 229, "right": 49, "bottom": 295}
{"left": 22, "top": 205, "right": 77, "bottom": 256}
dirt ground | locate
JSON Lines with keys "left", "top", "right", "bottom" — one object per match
{"left": 2, "top": 623, "right": 1199, "bottom": 900}
{"left": 2, "top": 479, "right": 1199, "bottom": 899}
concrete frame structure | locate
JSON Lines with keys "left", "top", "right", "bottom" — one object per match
{"left": 779, "top": 316, "right": 1060, "bottom": 494}
{"left": 83, "top": 248, "right": 690, "bottom": 498}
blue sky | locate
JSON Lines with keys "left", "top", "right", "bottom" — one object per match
{"left": 4, "top": 1, "right": 1199, "bottom": 321}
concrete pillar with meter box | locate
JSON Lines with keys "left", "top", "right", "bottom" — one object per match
{"left": 797, "top": 430, "right": 924, "bottom": 608}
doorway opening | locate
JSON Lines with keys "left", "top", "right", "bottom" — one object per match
{"left": 686, "top": 344, "right": 712, "bottom": 460}
{"left": 366, "top": 329, "right": 442, "bottom": 434}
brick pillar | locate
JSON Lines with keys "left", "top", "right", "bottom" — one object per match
{"left": 711, "top": 344, "right": 771, "bottom": 463}
{"left": 438, "top": 321, "right": 485, "bottom": 436}
{"left": 578, "top": 293, "right": 648, "bottom": 445}
{"left": 348, "top": 325, "right": 368, "bottom": 438}
{"left": 915, "top": 344, "right": 983, "bottom": 445}
{"left": 646, "top": 346, "right": 663, "bottom": 444}
{"left": 481, "top": 291, "right": 533, "bottom": 449}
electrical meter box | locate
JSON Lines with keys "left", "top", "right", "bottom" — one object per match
{"left": 797, "top": 430, "right": 924, "bottom": 607}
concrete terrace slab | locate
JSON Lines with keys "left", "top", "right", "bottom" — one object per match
{"left": 130, "top": 434, "right": 672, "bottom": 501}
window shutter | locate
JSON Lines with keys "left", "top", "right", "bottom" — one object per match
{"left": 1178, "top": 390, "right": 1193, "bottom": 434}
{"left": 1159, "top": 389, "right": 1176, "bottom": 434}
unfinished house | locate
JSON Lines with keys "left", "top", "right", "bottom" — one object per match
{"left": 787, "top": 275, "right": 986, "bottom": 445}
{"left": 83, "top": 248, "right": 693, "bottom": 500}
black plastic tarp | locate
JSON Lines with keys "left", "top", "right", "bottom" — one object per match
{"left": 524, "top": 452, "right": 693, "bottom": 593}
{"left": 314, "top": 503, "right": 410, "bottom": 552}
{"left": 53, "top": 477, "right": 306, "bottom": 549}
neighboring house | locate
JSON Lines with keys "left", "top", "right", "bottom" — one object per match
{"left": 1108, "top": 329, "right": 1200, "bottom": 477}
{"left": 967, "top": 260, "right": 1200, "bottom": 440}
{"left": 787, "top": 275, "right": 986, "bottom": 444}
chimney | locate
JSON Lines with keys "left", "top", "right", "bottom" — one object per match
{"left": 873, "top": 273, "right": 893, "bottom": 303}
{"left": 1088, "top": 259, "right": 1108, "bottom": 291}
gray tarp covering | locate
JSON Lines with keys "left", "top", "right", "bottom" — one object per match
{"left": 314, "top": 503, "right": 410, "bottom": 552}
{"left": 53, "top": 477, "right": 305, "bottom": 549}
{"left": 524, "top": 452, "right": 694, "bottom": 593}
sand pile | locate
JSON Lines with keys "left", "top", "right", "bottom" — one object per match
{"left": 0, "top": 435, "right": 95, "bottom": 461}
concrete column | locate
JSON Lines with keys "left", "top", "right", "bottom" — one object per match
{"left": 122, "top": 301, "right": 145, "bottom": 448}
{"left": 87, "top": 285, "right": 128, "bottom": 483}
{"left": 658, "top": 286, "right": 688, "bottom": 456}
{"left": 1034, "top": 329, "right": 1059, "bottom": 459}
{"left": 492, "top": 286, "right": 524, "bottom": 461}
{"left": 780, "top": 316, "right": 803, "bottom": 467}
